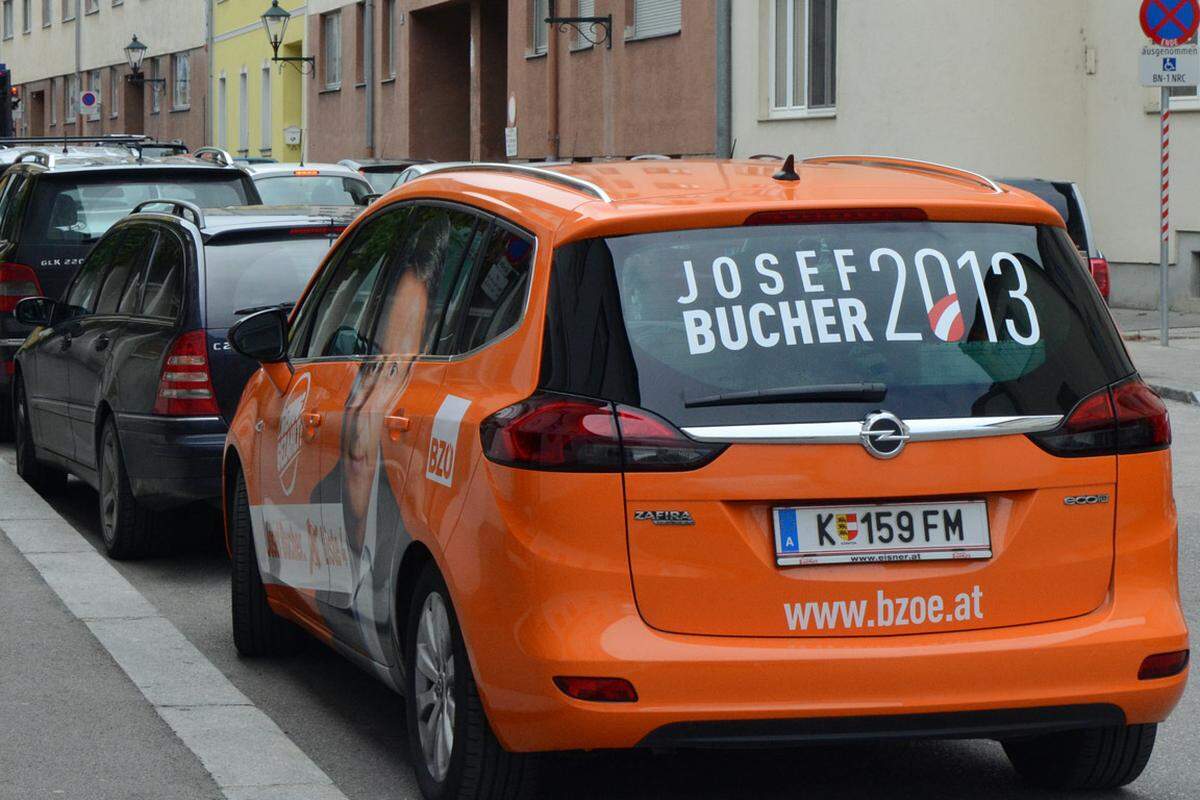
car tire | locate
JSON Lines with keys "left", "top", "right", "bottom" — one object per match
{"left": 0, "top": 395, "right": 14, "bottom": 441}
{"left": 97, "top": 417, "right": 154, "bottom": 560}
{"left": 229, "top": 467, "right": 304, "bottom": 657}
{"left": 1004, "top": 723, "right": 1157, "bottom": 790}
{"left": 405, "top": 563, "right": 540, "bottom": 800}
{"left": 13, "top": 377, "right": 66, "bottom": 494}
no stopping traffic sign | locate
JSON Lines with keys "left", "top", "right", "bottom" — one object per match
{"left": 1141, "top": 0, "right": 1200, "bottom": 47}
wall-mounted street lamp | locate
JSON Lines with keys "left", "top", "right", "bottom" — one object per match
{"left": 546, "top": 0, "right": 613, "bottom": 49}
{"left": 124, "top": 35, "right": 166, "bottom": 86}
{"left": 262, "top": 1, "right": 315, "bottom": 76}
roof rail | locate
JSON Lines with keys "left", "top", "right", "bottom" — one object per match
{"left": 748, "top": 153, "right": 783, "bottom": 161}
{"left": 193, "top": 147, "right": 234, "bottom": 167}
{"left": 132, "top": 199, "right": 206, "bottom": 229}
{"left": 414, "top": 162, "right": 612, "bottom": 203}
{"left": 802, "top": 155, "right": 1003, "bottom": 194}
{"left": 14, "top": 151, "right": 53, "bottom": 167}
{"left": 630, "top": 153, "right": 671, "bottom": 161}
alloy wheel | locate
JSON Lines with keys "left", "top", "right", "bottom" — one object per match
{"left": 99, "top": 428, "right": 119, "bottom": 544}
{"left": 414, "top": 591, "right": 456, "bottom": 782}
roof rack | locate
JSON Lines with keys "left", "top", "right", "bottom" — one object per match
{"left": 14, "top": 151, "right": 53, "bottom": 167}
{"left": 193, "top": 147, "right": 234, "bottom": 167}
{"left": 414, "top": 162, "right": 612, "bottom": 203}
{"left": 0, "top": 134, "right": 151, "bottom": 148}
{"left": 801, "top": 155, "right": 1003, "bottom": 194}
{"left": 132, "top": 199, "right": 206, "bottom": 229}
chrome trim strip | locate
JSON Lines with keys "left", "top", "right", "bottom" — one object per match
{"left": 682, "top": 415, "right": 1063, "bottom": 444}
{"left": 114, "top": 412, "right": 223, "bottom": 424}
{"left": 1, "top": 338, "right": 27, "bottom": 347}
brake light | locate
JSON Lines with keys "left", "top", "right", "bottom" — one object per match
{"left": 1089, "top": 257, "right": 1110, "bottom": 299}
{"left": 553, "top": 676, "right": 638, "bottom": 703}
{"left": 480, "top": 391, "right": 725, "bottom": 472}
{"left": 1138, "top": 650, "right": 1189, "bottom": 680}
{"left": 1029, "top": 378, "right": 1169, "bottom": 457}
{"left": 0, "top": 263, "right": 42, "bottom": 313}
{"left": 745, "top": 208, "right": 928, "bottom": 226}
{"left": 293, "top": 169, "right": 320, "bottom": 176}
{"left": 154, "top": 330, "right": 220, "bottom": 416}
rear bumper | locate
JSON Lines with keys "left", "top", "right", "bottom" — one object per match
{"left": 115, "top": 412, "right": 227, "bottom": 509}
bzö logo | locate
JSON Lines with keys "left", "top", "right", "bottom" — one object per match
{"left": 276, "top": 372, "right": 311, "bottom": 496}
{"left": 927, "top": 293, "right": 965, "bottom": 342}
{"left": 426, "top": 395, "right": 471, "bottom": 488}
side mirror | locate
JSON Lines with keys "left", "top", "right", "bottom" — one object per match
{"left": 229, "top": 307, "right": 289, "bottom": 363}
{"left": 14, "top": 296, "right": 56, "bottom": 327}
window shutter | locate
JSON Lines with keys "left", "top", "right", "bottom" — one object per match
{"left": 633, "top": 0, "right": 680, "bottom": 38}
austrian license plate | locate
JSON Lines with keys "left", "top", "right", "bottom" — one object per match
{"left": 773, "top": 501, "right": 991, "bottom": 567}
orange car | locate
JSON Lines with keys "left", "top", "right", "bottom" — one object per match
{"left": 223, "top": 157, "right": 1188, "bottom": 799}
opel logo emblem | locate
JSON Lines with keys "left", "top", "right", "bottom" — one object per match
{"left": 860, "top": 411, "right": 910, "bottom": 459}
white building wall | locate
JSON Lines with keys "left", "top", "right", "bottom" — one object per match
{"left": 732, "top": 0, "right": 1200, "bottom": 308}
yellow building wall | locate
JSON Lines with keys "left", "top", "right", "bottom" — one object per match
{"left": 212, "top": 0, "right": 307, "bottom": 161}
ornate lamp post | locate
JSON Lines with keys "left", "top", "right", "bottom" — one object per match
{"left": 262, "top": 1, "right": 315, "bottom": 75}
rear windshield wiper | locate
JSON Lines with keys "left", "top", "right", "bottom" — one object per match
{"left": 684, "top": 383, "right": 887, "bottom": 408}
{"left": 233, "top": 302, "right": 294, "bottom": 316}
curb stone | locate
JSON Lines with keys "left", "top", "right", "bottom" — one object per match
{"left": 1147, "top": 382, "right": 1200, "bottom": 407}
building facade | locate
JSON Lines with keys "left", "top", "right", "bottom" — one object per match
{"left": 211, "top": 0, "right": 306, "bottom": 161}
{"left": 731, "top": 0, "right": 1200, "bottom": 310}
{"left": 3, "top": 0, "right": 208, "bottom": 146}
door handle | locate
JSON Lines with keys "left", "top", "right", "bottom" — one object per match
{"left": 385, "top": 413, "right": 412, "bottom": 441}
{"left": 302, "top": 412, "right": 322, "bottom": 441}
{"left": 94, "top": 334, "right": 110, "bottom": 352}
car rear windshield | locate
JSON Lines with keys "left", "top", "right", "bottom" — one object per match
{"left": 540, "top": 221, "right": 1132, "bottom": 427}
{"left": 254, "top": 175, "right": 370, "bottom": 206}
{"left": 203, "top": 233, "right": 336, "bottom": 329}
{"left": 361, "top": 170, "right": 402, "bottom": 193}
{"left": 23, "top": 172, "right": 252, "bottom": 244}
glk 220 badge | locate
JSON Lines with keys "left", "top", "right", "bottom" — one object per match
{"left": 634, "top": 510, "right": 695, "bottom": 526}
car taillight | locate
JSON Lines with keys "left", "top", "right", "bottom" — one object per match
{"left": 0, "top": 263, "right": 42, "bottom": 313}
{"left": 154, "top": 330, "right": 220, "bottom": 416}
{"left": 1089, "top": 257, "right": 1110, "bottom": 300}
{"left": 480, "top": 391, "right": 725, "bottom": 472}
{"left": 1029, "top": 377, "right": 1169, "bottom": 457}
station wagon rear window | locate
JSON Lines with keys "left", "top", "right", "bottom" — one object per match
{"left": 541, "top": 221, "right": 1132, "bottom": 427}
{"left": 23, "top": 173, "right": 252, "bottom": 244}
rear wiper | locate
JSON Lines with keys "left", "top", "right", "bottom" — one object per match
{"left": 233, "top": 302, "right": 294, "bottom": 316}
{"left": 684, "top": 383, "right": 887, "bottom": 408}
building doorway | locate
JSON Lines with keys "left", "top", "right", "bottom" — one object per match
{"left": 123, "top": 80, "right": 144, "bottom": 135}
{"left": 408, "top": 2, "right": 471, "bottom": 160}
{"left": 28, "top": 90, "right": 45, "bottom": 136}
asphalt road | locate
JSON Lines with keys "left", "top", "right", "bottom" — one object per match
{"left": 2, "top": 401, "right": 1198, "bottom": 800}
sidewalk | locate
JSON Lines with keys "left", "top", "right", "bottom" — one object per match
{"left": 1112, "top": 306, "right": 1200, "bottom": 406}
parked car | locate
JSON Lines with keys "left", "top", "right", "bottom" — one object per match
{"left": 241, "top": 162, "right": 374, "bottom": 206}
{"left": 0, "top": 148, "right": 261, "bottom": 436}
{"left": 12, "top": 202, "right": 354, "bottom": 559}
{"left": 996, "top": 177, "right": 1109, "bottom": 300}
{"left": 338, "top": 158, "right": 433, "bottom": 193}
{"left": 224, "top": 157, "right": 1186, "bottom": 799}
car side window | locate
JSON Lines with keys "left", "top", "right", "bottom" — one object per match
{"left": 139, "top": 232, "right": 187, "bottom": 320}
{"left": 0, "top": 174, "right": 25, "bottom": 240}
{"left": 372, "top": 205, "right": 481, "bottom": 357}
{"left": 438, "top": 223, "right": 534, "bottom": 355}
{"left": 64, "top": 230, "right": 124, "bottom": 314}
{"left": 94, "top": 227, "right": 156, "bottom": 316}
{"left": 301, "top": 207, "right": 406, "bottom": 359}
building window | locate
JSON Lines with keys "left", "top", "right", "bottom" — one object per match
{"left": 41, "top": 0, "right": 48, "bottom": 26}
{"left": 49, "top": 77, "right": 56, "bottom": 125}
{"left": 260, "top": 65, "right": 272, "bottom": 151}
{"left": 173, "top": 52, "right": 190, "bottom": 109}
{"left": 149, "top": 57, "right": 161, "bottom": 113}
{"left": 21, "top": 0, "right": 29, "bottom": 32}
{"left": 217, "top": 75, "right": 227, "bottom": 148}
{"left": 322, "top": 11, "right": 341, "bottom": 89}
{"left": 629, "top": 0, "right": 680, "bottom": 40}
{"left": 88, "top": 68, "right": 101, "bottom": 119}
{"left": 64, "top": 73, "right": 78, "bottom": 122}
{"left": 238, "top": 70, "right": 249, "bottom": 154}
{"left": 355, "top": 2, "right": 365, "bottom": 84}
{"left": 109, "top": 66, "right": 119, "bottom": 118}
{"left": 770, "top": 0, "right": 836, "bottom": 113}
{"left": 571, "top": 0, "right": 593, "bottom": 48}
{"left": 84, "top": 0, "right": 95, "bottom": 12}
{"left": 529, "top": 0, "right": 548, "bottom": 55}
{"left": 61, "top": 0, "right": 73, "bottom": 21}
{"left": 3, "top": 1, "right": 14, "bottom": 39}
{"left": 382, "top": 0, "right": 396, "bottom": 78}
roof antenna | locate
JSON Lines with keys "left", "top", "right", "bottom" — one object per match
{"left": 773, "top": 154, "right": 800, "bottom": 182}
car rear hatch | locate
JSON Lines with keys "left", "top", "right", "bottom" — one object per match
{"left": 541, "top": 215, "right": 1138, "bottom": 638}
{"left": 201, "top": 225, "right": 342, "bottom": 422}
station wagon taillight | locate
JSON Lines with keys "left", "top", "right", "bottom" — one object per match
{"left": 1030, "top": 377, "right": 1170, "bottom": 457}
{"left": 0, "top": 263, "right": 42, "bottom": 313}
{"left": 480, "top": 392, "right": 724, "bottom": 472}
{"left": 154, "top": 330, "right": 220, "bottom": 416}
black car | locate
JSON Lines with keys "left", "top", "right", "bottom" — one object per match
{"left": 0, "top": 147, "right": 261, "bottom": 432}
{"left": 12, "top": 202, "right": 353, "bottom": 558}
